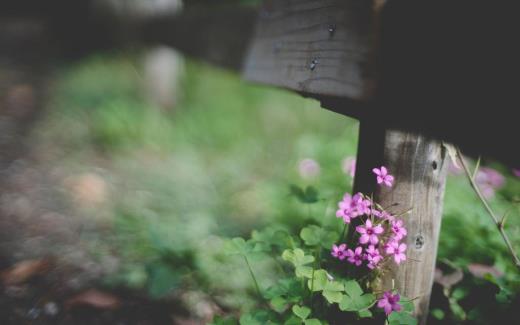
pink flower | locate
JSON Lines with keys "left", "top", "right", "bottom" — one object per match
{"left": 331, "top": 244, "right": 348, "bottom": 260}
{"left": 365, "top": 245, "right": 383, "bottom": 269}
{"left": 385, "top": 240, "right": 407, "bottom": 264}
{"left": 381, "top": 210, "right": 395, "bottom": 221}
{"left": 336, "top": 195, "right": 356, "bottom": 223}
{"left": 476, "top": 167, "right": 505, "bottom": 198}
{"left": 513, "top": 169, "right": 520, "bottom": 178}
{"left": 373, "top": 166, "right": 394, "bottom": 187}
{"left": 342, "top": 157, "right": 356, "bottom": 178}
{"left": 371, "top": 208, "right": 394, "bottom": 221}
{"left": 298, "top": 158, "right": 320, "bottom": 179}
{"left": 377, "top": 291, "right": 402, "bottom": 315}
{"left": 356, "top": 219, "right": 384, "bottom": 245}
{"left": 480, "top": 167, "right": 505, "bottom": 188}
{"left": 352, "top": 193, "right": 371, "bottom": 215}
{"left": 346, "top": 246, "right": 364, "bottom": 266}
{"left": 335, "top": 192, "right": 372, "bottom": 223}
{"left": 390, "top": 219, "right": 407, "bottom": 241}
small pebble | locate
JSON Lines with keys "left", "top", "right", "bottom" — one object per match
{"left": 44, "top": 302, "right": 59, "bottom": 316}
{"left": 27, "top": 307, "right": 41, "bottom": 319}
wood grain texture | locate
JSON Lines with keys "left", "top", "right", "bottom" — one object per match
{"left": 352, "top": 121, "right": 448, "bottom": 324}
{"left": 243, "top": 0, "right": 373, "bottom": 99}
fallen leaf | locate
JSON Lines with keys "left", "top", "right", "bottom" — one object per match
{"left": 1, "top": 259, "right": 51, "bottom": 285}
{"left": 66, "top": 289, "right": 121, "bottom": 309}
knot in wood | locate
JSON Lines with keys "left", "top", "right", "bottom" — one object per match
{"left": 309, "top": 58, "right": 318, "bottom": 71}
{"left": 414, "top": 234, "right": 425, "bottom": 250}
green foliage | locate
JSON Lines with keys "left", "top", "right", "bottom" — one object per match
{"left": 387, "top": 300, "right": 417, "bottom": 325}
{"left": 290, "top": 185, "right": 320, "bottom": 204}
{"left": 307, "top": 270, "right": 344, "bottom": 303}
{"left": 282, "top": 249, "right": 315, "bottom": 278}
{"left": 300, "top": 226, "right": 338, "bottom": 249}
{"left": 339, "top": 280, "right": 375, "bottom": 312}
{"left": 43, "top": 52, "right": 520, "bottom": 325}
{"left": 209, "top": 316, "right": 239, "bottom": 325}
{"left": 292, "top": 305, "right": 311, "bottom": 320}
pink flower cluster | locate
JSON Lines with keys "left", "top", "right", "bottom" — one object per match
{"left": 377, "top": 291, "right": 402, "bottom": 315}
{"left": 331, "top": 166, "right": 407, "bottom": 269}
{"left": 335, "top": 192, "right": 372, "bottom": 224}
{"left": 331, "top": 210, "right": 407, "bottom": 269}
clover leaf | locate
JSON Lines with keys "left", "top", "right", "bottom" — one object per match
{"left": 300, "top": 225, "right": 338, "bottom": 249}
{"left": 307, "top": 270, "right": 344, "bottom": 303}
{"left": 282, "top": 249, "right": 315, "bottom": 278}
{"left": 388, "top": 311, "right": 417, "bottom": 325}
{"left": 339, "top": 280, "right": 375, "bottom": 311}
{"left": 289, "top": 185, "right": 319, "bottom": 204}
{"left": 292, "top": 305, "right": 311, "bottom": 320}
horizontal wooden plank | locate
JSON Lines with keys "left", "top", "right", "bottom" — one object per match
{"left": 243, "top": 0, "right": 373, "bottom": 99}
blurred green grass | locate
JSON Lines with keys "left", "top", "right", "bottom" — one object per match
{"left": 34, "top": 53, "right": 520, "bottom": 306}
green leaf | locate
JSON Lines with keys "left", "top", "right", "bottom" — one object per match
{"left": 339, "top": 280, "right": 375, "bottom": 312}
{"left": 401, "top": 300, "right": 415, "bottom": 313}
{"left": 299, "top": 226, "right": 338, "bottom": 249}
{"left": 431, "top": 308, "right": 445, "bottom": 320}
{"left": 322, "top": 280, "right": 344, "bottom": 303}
{"left": 323, "top": 290, "right": 344, "bottom": 304}
{"left": 147, "top": 264, "right": 180, "bottom": 298}
{"left": 224, "top": 237, "right": 252, "bottom": 255}
{"left": 264, "top": 278, "right": 305, "bottom": 301}
{"left": 306, "top": 270, "right": 344, "bottom": 303}
{"left": 282, "top": 249, "right": 315, "bottom": 274}
{"left": 209, "top": 316, "right": 239, "bottom": 325}
{"left": 270, "top": 296, "right": 287, "bottom": 313}
{"left": 239, "top": 311, "right": 272, "bottom": 325}
{"left": 357, "top": 309, "right": 372, "bottom": 318}
{"left": 344, "top": 280, "right": 363, "bottom": 297}
{"left": 292, "top": 305, "right": 311, "bottom": 320}
{"left": 295, "top": 266, "right": 314, "bottom": 278}
{"left": 388, "top": 311, "right": 418, "bottom": 325}
{"left": 303, "top": 186, "right": 319, "bottom": 204}
{"left": 307, "top": 270, "right": 328, "bottom": 292}
{"left": 304, "top": 319, "right": 322, "bottom": 325}
{"left": 289, "top": 185, "right": 306, "bottom": 202}
{"left": 289, "top": 185, "right": 319, "bottom": 204}
{"left": 251, "top": 228, "right": 292, "bottom": 250}
{"left": 283, "top": 316, "right": 302, "bottom": 325}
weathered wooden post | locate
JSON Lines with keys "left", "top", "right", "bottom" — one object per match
{"left": 353, "top": 122, "right": 448, "bottom": 323}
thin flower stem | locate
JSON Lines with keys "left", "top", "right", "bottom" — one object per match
{"left": 243, "top": 256, "right": 263, "bottom": 299}
{"left": 340, "top": 223, "right": 349, "bottom": 242}
{"left": 310, "top": 246, "right": 320, "bottom": 298}
{"left": 456, "top": 148, "right": 520, "bottom": 269}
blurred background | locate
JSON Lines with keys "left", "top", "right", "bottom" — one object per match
{"left": 1, "top": 1, "right": 519, "bottom": 324}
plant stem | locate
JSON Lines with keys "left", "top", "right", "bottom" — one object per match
{"left": 340, "top": 223, "right": 349, "bottom": 242}
{"left": 309, "top": 246, "right": 321, "bottom": 302}
{"left": 456, "top": 148, "right": 520, "bottom": 269}
{"left": 244, "top": 256, "right": 263, "bottom": 299}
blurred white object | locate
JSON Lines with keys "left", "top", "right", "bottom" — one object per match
{"left": 144, "top": 47, "right": 185, "bottom": 110}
